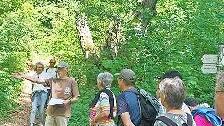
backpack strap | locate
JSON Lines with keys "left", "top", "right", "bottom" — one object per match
{"left": 103, "top": 89, "right": 115, "bottom": 118}
{"left": 156, "top": 116, "right": 178, "bottom": 126}
{"left": 156, "top": 113, "right": 192, "bottom": 126}
{"left": 45, "top": 67, "right": 49, "bottom": 72}
{"left": 186, "top": 113, "right": 193, "bottom": 126}
{"left": 192, "top": 108, "right": 222, "bottom": 126}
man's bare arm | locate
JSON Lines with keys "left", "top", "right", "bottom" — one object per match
{"left": 121, "top": 112, "right": 135, "bottom": 126}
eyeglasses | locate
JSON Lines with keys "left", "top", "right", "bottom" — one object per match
{"left": 117, "top": 77, "right": 122, "bottom": 81}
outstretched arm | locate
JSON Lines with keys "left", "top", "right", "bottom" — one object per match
{"left": 24, "top": 76, "right": 48, "bottom": 86}
{"left": 12, "top": 72, "right": 46, "bottom": 84}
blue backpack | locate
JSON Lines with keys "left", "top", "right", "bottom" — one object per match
{"left": 192, "top": 107, "right": 223, "bottom": 126}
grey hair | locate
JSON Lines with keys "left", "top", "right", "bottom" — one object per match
{"left": 97, "top": 72, "right": 113, "bottom": 88}
{"left": 36, "top": 62, "right": 44, "bottom": 65}
{"left": 159, "top": 77, "right": 186, "bottom": 109}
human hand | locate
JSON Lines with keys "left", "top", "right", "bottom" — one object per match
{"left": 63, "top": 100, "right": 71, "bottom": 105}
{"left": 90, "top": 119, "right": 96, "bottom": 126}
{"left": 12, "top": 72, "right": 23, "bottom": 79}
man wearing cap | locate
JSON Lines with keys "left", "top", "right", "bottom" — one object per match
{"left": 117, "top": 69, "right": 141, "bottom": 126}
{"left": 22, "top": 61, "right": 80, "bottom": 126}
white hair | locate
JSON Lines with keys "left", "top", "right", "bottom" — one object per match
{"left": 159, "top": 77, "right": 186, "bottom": 109}
{"left": 97, "top": 72, "right": 113, "bottom": 88}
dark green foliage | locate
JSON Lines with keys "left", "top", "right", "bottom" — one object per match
{"left": 0, "top": 52, "right": 27, "bottom": 118}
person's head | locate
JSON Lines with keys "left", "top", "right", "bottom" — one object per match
{"left": 97, "top": 72, "right": 113, "bottom": 90}
{"left": 49, "top": 58, "right": 56, "bottom": 68}
{"left": 57, "top": 61, "right": 69, "bottom": 78}
{"left": 34, "top": 62, "right": 44, "bottom": 74}
{"left": 161, "top": 70, "right": 182, "bottom": 80}
{"left": 184, "top": 97, "right": 198, "bottom": 111}
{"left": 158, "top": 77, "right": 186, "bottom": 111}
{"left": 156, "top": 70, "right": 183, "bottom": 98}
{"left": 117, "top": 69, "right": 136, "bottom": 91}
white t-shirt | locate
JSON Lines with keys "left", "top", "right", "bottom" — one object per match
{"left": 45, "top": 67, "right": 57, "bottom": 79}
{"left": 31, "top": 72, "right": 49, "bottom": 93}
{"left": 181, "top": 103, "right": 191, "bottom": 114}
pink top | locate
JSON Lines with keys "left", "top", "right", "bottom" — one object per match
{"left": 194, "top": 114, "right": 213, "bottom": 126}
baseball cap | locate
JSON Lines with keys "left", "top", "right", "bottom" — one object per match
{"left": 57, "top": 61, "right": 69, "bottom": 68}
{"left": 116, "top": 69, "right": 136, "bottom": 83}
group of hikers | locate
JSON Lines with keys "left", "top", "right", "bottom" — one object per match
{"left": 13, "top": 58, "right": 224, "bottom": 126}
{"left": 14, "top": 58, "right": 79, "bottom": 126}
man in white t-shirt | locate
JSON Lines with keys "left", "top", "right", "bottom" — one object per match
{"left": 23, "top": 62, "right": 49, "bottom": 126}
{"left": 45, "top": 58, "right": 57, "bottom": 79}
{"left": 13, "top": 62, "right": 49, "bottom": 126}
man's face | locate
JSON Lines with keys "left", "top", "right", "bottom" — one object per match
{"left": 36, "top": 64, "right": 44, "bottom": 74}
{"left": 57, "top": 67, "right": 67, "bottom": 77}
{"left": 49, "top": 59, "right": 56, "bottom": 67}
{"left": 117, "top": 77, "right": 123, "bottom": 89}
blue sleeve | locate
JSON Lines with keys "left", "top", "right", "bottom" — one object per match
{"left": 117, "top": 94, "right": 128, "bottom": 115}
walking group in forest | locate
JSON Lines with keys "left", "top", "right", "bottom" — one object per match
{"left": 13, "top": 58, "right": 224, "bottom": 126}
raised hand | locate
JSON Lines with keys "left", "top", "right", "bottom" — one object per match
{"left": 12, "top": 72, "right": 24, "bottom": 79}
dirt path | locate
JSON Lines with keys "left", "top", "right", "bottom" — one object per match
{"left": 1, "top": 83, "right": 32, "bottom": 126}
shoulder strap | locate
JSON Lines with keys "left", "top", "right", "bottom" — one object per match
{"left": 185, "top": 113, "right": 193, "bottom": 126}
{"left": 103, "top": 89, "right": 115, "bottom": 119}
{"left": 89, "top": 91, "right": 101, "bottom": 108}
{"left": 45, "top": 68, "right": 49, "bottom": 72}
{"left": 49, "top": 79, "right": 53, "bottom": 99}
{"left": 156, "top": 116, "right": 178, "bottom": 126}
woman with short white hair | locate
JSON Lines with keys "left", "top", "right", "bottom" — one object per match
{"left": 89, "top": 72, "right": 117, "bottom": 126}
{"left": 154, "top": 77, "right": 196, "bottom": 126}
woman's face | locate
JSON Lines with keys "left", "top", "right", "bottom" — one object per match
{"left": 97, "top": 80, "right": 103, "bottom": 90}
{"left": 159, "top": 91, "right": 168, "bottom": 108}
